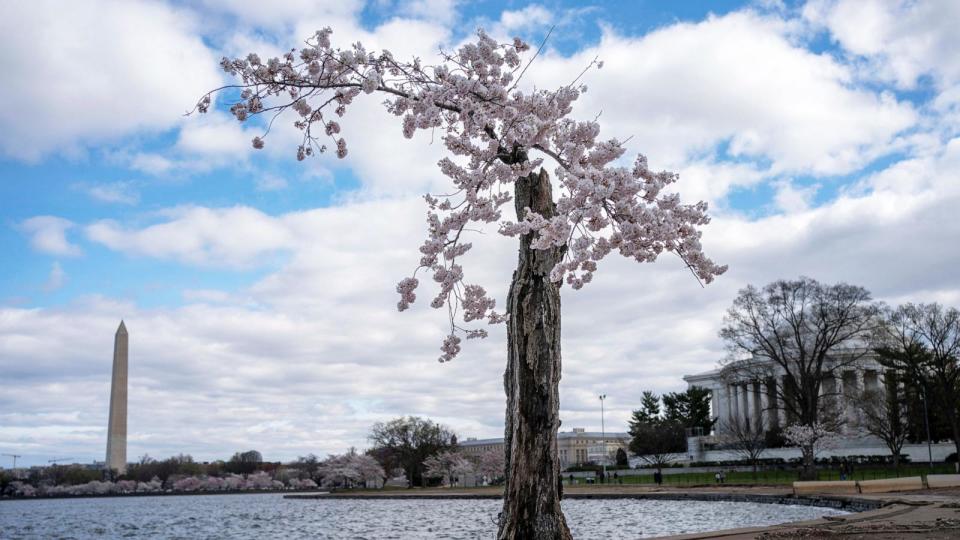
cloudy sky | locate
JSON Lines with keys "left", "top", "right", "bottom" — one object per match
{"left": 2, "top": 0, "right": 959, "bottom": 468}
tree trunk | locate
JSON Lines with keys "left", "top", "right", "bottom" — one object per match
{"left": 498, "top": 169, "right": 572, "bottom": 540}
{"left": 800, "top": 446, "right": 817, "bottom": 481}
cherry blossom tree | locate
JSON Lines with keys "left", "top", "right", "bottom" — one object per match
{"left": 474, "top": 447, "right": 507, "bottom": 484}
{"left": 136, "top": 477, "right": 162, "bottom": 492}
{"left": 783, "top": 422, "right": 839, "bottom": 480}
{"left": 317, "top": 451, "right": 386, "bottom": 488}
{"left": 172, "top": 476, "right": 203, "bottom": 492}
{"left": 198, "top": 28, "right": 724, "bottom": 539}
{"left": 11, "top": 481, "right": 37, "bottom": 497}
{"left": 223, "top": 474, "right": 245, "bottom": 490}
{"left": 423, "top": 450, "right": 474, "bottom": 486}
{"left": 115, "top": 479, "right": 137, "bottom": 493}
{"left": 288, "top": 477, "right": 319, "bottom": 489}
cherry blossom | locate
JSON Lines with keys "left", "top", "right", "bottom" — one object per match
{"left": 316, "top": 451, "right": 386, "bottom": 488}
{"left": 423, "top": 450, "right": 474, "bottom": 486}
{"left": 198, "top": 28, "right": 726, "bottom": 362}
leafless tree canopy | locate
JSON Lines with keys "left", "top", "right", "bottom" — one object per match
{"left": 720, "top": 277, "right": 880, "bottom": 427}
{"left": 721, "top": 415, "right": 767, "bottom": 474}
{"left": 873, "top": 303, "right": 960, "bottom": 463}
{"left": 856, "top": 374, "right": 909, "bottom": 468}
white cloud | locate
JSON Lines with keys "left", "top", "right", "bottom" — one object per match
{"left": 521, "top": 10, "right": 916, "bottom": 177}
{"left": 255, "top": 174, "right": 289, "bottom": 191}
{"left": 773, "top": 179, "right": 819, "bottom": 214}
{"left": 0, "top": 0, "right": 222, "bottom": 161}
{"left": 77, "top": 181, "right": 140, "bottom": 205}
{"left": 19, "top": 216, "right": 82, "bottom": 257}
{"left": 803, "top": 0, "right": 960, "bottom": 90}
{"left": 129, "top": 153, "right": 177, "bottom": 176}
{"left": 176, "top": 112, "right": 253, "bottom": 159}
{"left": 85, "top": 206, "right": 297, "bottom": 268}
{"left": 42, "top": 262, "right": 66, "bottom": 292}
{"left": 674, "top": 160, "right": 768, "bottom": 210}
{"left": 198, "top": 0, "right": 363, "bottom": 29}
{"left": 498, "top": 5, "right": 553, "bottom": 33}
{"left": 395, "top": 0, "right": 461, "bottom": 26}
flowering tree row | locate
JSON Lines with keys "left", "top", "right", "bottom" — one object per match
{"left": 314, "top": 451, "right": 386, "bottom": 488}
{"left": 422, "top": 447, "right": 506, "bottom": 486}
{"left": 3, "top": 471, "right": 317, "bottom": 498}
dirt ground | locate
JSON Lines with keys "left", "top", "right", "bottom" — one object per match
{"left": 754, "top": 503, "right": 960, "bottom": 539}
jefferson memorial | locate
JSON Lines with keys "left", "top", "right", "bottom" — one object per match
{"left": 682, "top": 352, "right": 955, "bottom": 463}
{"left": 683, "top": 352, "right": 886, "bottom": 438}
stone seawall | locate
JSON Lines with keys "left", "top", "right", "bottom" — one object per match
{"left": 285, "top": 491, "right": 883, "bottom": 512}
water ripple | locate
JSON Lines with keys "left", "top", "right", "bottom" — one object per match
{"left": 0, "top": 494, "right": 847, "bottom": 539}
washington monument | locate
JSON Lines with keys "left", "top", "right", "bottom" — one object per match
{"left": 106, "top": 320, "right": 128, "bottom": 474}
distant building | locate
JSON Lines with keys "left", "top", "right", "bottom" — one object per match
{"left": 460, "top": 428, "right": 629, "bottom": 468}
{"left": 680, "top": 352, "right": 957, "bottom": 463}
{"left": 683, "top": 352, "right": 887, "bottom": 439}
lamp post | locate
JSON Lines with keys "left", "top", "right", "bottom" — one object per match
{"left": 920, "top": 382, "right": 933, "bottom": 469}
{"left": 599, "top": 394, "right": 607, "bottom": 481}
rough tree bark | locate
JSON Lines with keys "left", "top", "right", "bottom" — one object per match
{"left": 498, "top": 168, "right": 572, "bottom": 540}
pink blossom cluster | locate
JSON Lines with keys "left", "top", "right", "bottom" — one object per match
{"left": 8, "top": 472, "right": 317, "bottom": 498}
{"left": 315, "top": 451, "right": 386, "bottom": 488}
{"left": 783, "top": 422, "right": 839, "bottom": 452}
{"left": 423, "top": 450, "right": 474, "bottom": 485}
{"left": 201, "top": 28, "right": 726, "bottom": 361}
{"left": 15, "top": 478, "right": 159, "bottom": 496}
{"left": 473, "top": 447, "right": 506, "bottom": 480}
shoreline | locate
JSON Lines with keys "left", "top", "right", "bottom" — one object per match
{"left": 0, "top": 488, "right": 305, "bottom": 501}
{"left": 285, "top": 489, "right": 881, "bottom": 512}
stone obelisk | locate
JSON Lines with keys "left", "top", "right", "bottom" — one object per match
{"left": 105, "top": 321, "right": 128, "bottom": 474}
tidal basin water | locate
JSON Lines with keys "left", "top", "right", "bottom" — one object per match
{"left": 1, "top": 493, "right": 847, "bottom": 539}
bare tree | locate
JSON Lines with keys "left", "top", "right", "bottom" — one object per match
{"left": 856, "top": 372, "right": 909, "bottom": 470}
{"left": 874, "top": 303, "right": 960, "bottom": 470}
{"left": 721, "top": 416, "right": 767, "bottom": 478}
{"left": 719, "top": 277, "right": 879, "bottom": 479}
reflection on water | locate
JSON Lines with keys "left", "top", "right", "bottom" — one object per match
{"left": 0, "top": 493, "right": 847, "bottom": 539}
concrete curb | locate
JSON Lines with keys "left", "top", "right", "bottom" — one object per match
{"left": 793, "top": 474, "right": 937, "bottom": 495}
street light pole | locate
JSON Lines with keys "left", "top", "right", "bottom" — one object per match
{"left": 599, "top": 394, "right": 607, "bottom": 482}
{"left": 920, "top": 382, "right": 933, "bottom": 469}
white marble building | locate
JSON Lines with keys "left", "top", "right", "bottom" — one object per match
{"left": 683, "top": 352, "right": 887, "bottom": 439}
